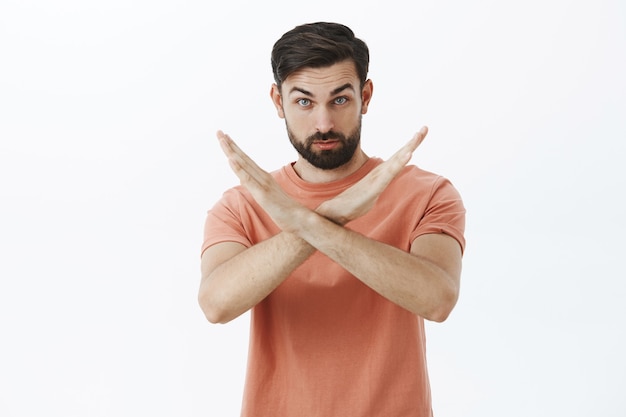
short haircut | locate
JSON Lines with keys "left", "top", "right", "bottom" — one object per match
{"left": 271, "top": 22, "right": 370, "bottom": 90}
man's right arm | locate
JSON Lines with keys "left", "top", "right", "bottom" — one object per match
{"left": 198, "top": 233, "right": 314, "bottom": 324}
{"left": 197, "top": 193, "right": 362, "bottom": 325}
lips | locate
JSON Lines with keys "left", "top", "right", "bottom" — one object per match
{"left": 313, "top": 140, "right": 340, "bottom": 150}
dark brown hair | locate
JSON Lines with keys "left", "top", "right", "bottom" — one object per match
{"left": 271, "top": 22, "right": 370, "bottom": 90}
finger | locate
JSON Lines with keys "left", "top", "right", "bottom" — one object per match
{"left": 216, "top": 131, "right": 271, "bottom": 185}
{"left": 217, "top": 130, "right": 248, "bottom": 159}
{"left": 217, "top": 131, "right": 247, "bottom": 174}
{"left": 217, "top": 131, "right": 260, "bottom": 171}
{"left": 216, "top": 130, "right": 236, "bottom": 156}
{"left": 216, "top": 132, "right": 245, "bottom": 176}
{"left": 404, "top": 126, "right": 428, "bottom": 154}
{"left": 411, "top": 125, "right": 428, "bottom": 150}
{"left": 393, "top": 125, "right": 429, "bottom": 166}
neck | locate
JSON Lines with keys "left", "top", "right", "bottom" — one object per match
{"left": 292, "top": 149, "right": 370, "bottom": 183}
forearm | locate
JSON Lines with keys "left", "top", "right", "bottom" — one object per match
{"left": 199, "top": 199, "right": 356, "bottom": 324}
{"left": 295, "top": 210, "right": 460, "bottom": 321}
{"left": 199, "top": 232, "right": 315, "bottom": 324}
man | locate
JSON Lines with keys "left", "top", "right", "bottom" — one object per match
{"left": 199, "top": 22, "right": 465, "bottom": 416}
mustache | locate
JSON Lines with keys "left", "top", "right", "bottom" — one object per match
{"left": 306, "top": 131, "right": 345, "bottom": 142}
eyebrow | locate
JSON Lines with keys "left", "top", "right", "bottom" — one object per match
{"left": 288, "top": 82, "right": 355, "bottom": 97}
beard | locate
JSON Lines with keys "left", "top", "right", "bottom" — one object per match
{"left": 286, "top": 118, "right": 362, "bottom": 170}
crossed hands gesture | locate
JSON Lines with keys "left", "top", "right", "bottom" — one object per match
{"left": 216, "top": 127, "right": 428, "bottom": 233}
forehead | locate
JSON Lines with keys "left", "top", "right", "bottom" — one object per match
{"left": 282, "top": 60, "right": 359, "bottom": 95}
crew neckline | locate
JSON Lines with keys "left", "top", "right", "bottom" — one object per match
{"left": 282, "top": 157, "right": 383, "bottom": 193}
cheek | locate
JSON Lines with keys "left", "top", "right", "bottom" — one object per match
{"left": 283, "top": 111, "right": 308, "bottom": 130}
{"left": 336, "top": 108, "right": 362, "bottom": 125}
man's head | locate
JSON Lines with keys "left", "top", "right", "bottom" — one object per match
{"left": 271, "top": 22, "right": 370, "bottom": 91}
{"left": 270, "top": 23, "right": 373, "bottom": 172}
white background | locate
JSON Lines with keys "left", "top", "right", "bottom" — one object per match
{"left": 1, "top": 1, "right": 625, "bottom": 416}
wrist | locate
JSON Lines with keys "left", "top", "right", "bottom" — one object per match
{"left": 315, "top": 201, "right": 347, "bottom": 226}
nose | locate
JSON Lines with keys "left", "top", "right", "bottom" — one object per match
{"left": 314, "top": 106, "right": 334, "bottom": 134}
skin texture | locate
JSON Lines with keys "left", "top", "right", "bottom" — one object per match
{"left": 198, "top": 60, "right": 462, "bottom": 324}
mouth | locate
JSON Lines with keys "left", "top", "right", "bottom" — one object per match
{"left": 313, "top": 140, "right": 340, "bottom": 151}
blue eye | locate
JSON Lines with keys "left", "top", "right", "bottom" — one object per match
{"left": 297, "top": 98, "right": 311, "bottom": 107}
{"left": 334, "top": 97, "right": 348, "bottom": 105}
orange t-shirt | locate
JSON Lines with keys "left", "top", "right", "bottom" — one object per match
{"left": 202, "top": 158, "right": 466, "bottom": 417}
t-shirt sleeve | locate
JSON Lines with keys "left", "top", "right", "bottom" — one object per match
{"left": 201, "top": 188, "right": 252, "bottom": 256}
{"left": 410, "top": 176, "right": 466, "bottom": 253}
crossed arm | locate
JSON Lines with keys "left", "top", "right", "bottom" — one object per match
{"left": 198, "top": 127, "right": 462, "bottom": 324}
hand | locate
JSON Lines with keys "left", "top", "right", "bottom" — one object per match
{"left": 216, "top": 130, "right": 307, "bottom": 232}
{"left": 317, "top": 126, "right": 428, "bottom": 225}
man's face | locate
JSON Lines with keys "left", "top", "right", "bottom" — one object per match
{"left": 271, "top": 60, "right": 372, "bottom": 170}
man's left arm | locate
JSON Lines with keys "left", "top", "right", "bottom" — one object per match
{"left": 290, "top": 210, "right": 462, "bottom": 322}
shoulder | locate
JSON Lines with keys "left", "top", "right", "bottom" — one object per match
{"left": 393, "top": 165, "right": 462, "bottom": 199}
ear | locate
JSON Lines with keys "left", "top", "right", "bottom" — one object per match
{"left": 360, "top": 79, "right": 373, "bottom": 115}
{"left": 270, "top": 84, "right": 285, "bottom": 119}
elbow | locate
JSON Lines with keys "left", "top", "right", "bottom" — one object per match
{"left": 423, "top": 286, "right": 459, "bottom": 323}
{"left": 202, "top": 309, "right": 228, "bottom": 325}
{"left": 426, "top": 306, "right": 453, "bottom": 323}
{"left": 198, "top": 290, "right": 234, "bottom": 324}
